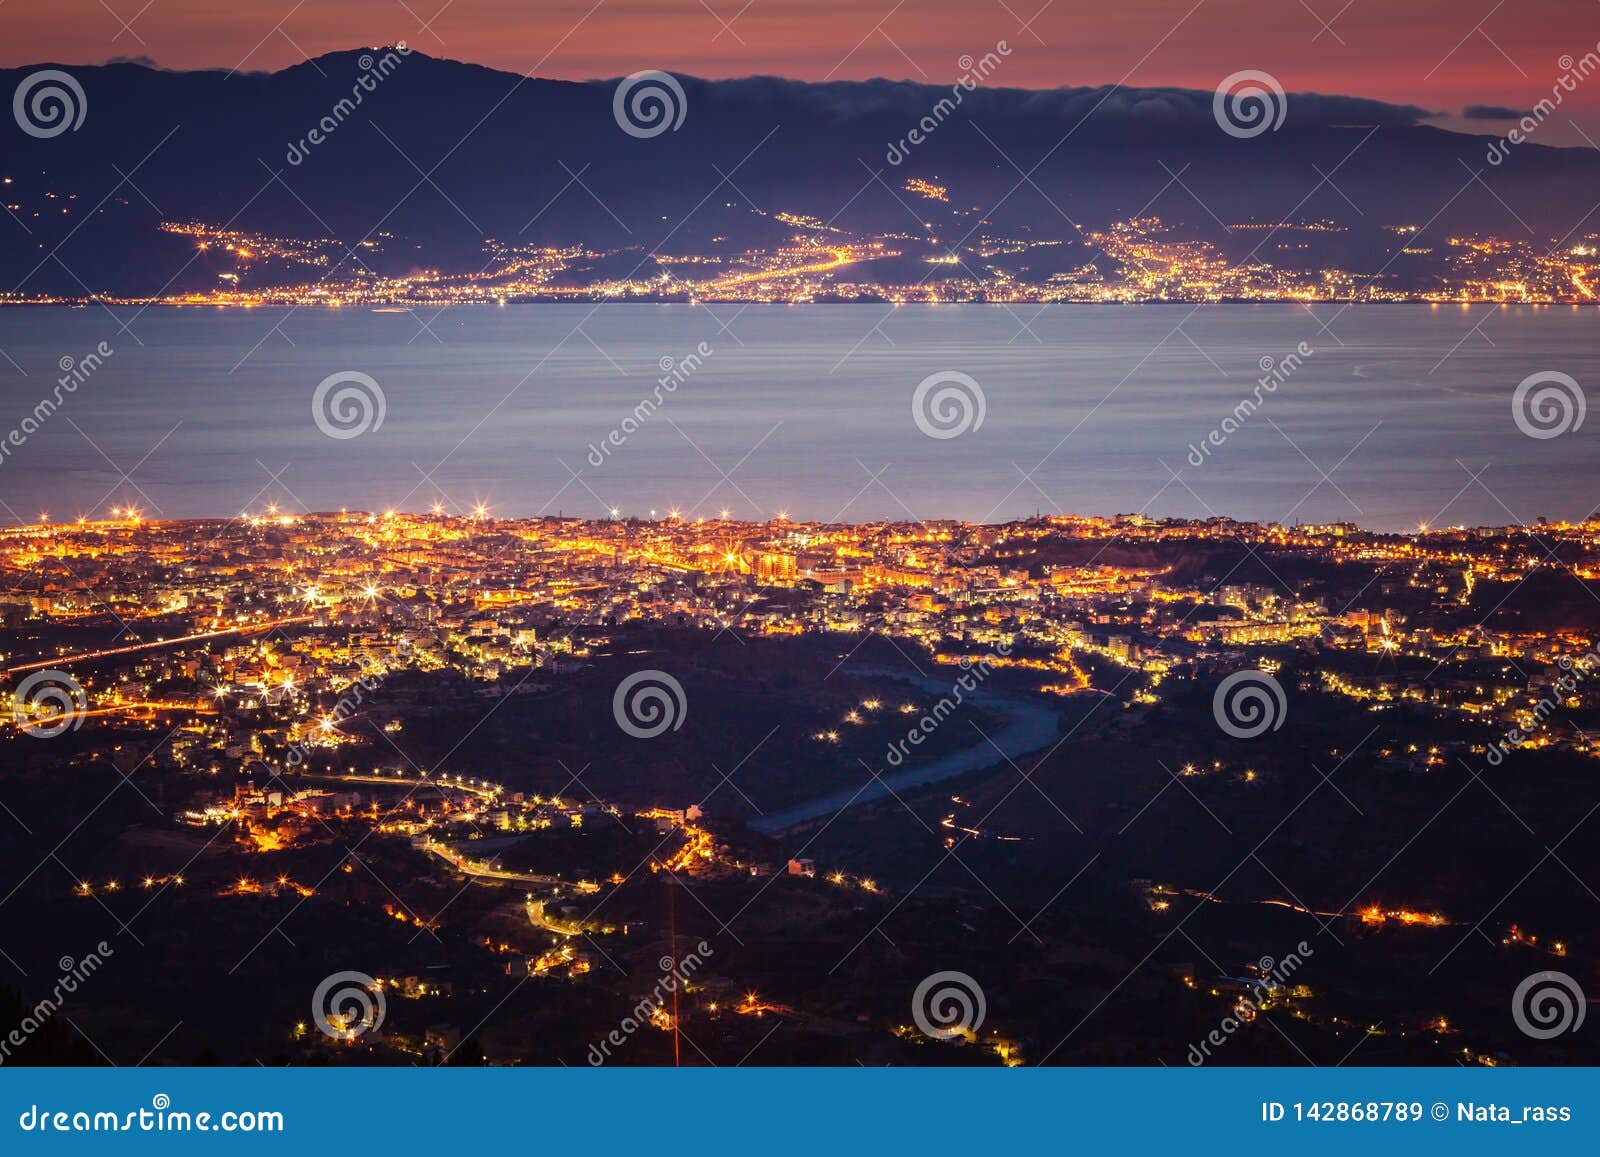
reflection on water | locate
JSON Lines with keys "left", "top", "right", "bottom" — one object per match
{"left": 0, "top": 303, "right": 1594, "bottom": 529}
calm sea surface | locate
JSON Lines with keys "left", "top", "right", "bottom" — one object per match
{"left": 0, "top": 303, "right": 1595, "bottom": 530}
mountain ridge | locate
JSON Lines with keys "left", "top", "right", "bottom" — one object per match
{"left": 2, "top": 49, "right": 1595, "bottom": 299}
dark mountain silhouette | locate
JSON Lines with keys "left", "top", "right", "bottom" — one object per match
{"left": 1, "top": 49, "right": 1595, "bottom": 297}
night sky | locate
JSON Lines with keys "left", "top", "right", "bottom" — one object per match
{"left": 3, "top": 0, "right": 1599, "bottom": 143}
